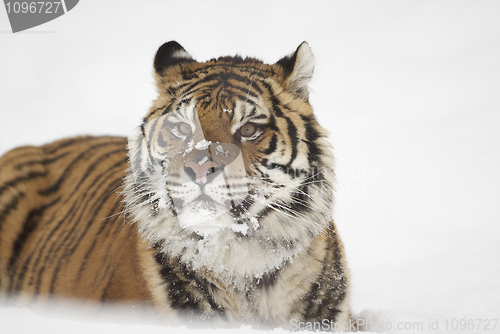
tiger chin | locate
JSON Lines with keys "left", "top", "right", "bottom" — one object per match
{"left": 0, "top": 41, "right": 351, "bottom": 329}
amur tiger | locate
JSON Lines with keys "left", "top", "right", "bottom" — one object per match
{"left": 0, "top": 41, "right": 351, "bottom": 329}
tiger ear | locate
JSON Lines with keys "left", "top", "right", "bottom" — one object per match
{"left": 275, "top": 42, "right": 314, "bottom": 99}
{"left": 154, "top": 41, "right": 195, "bottom": 74}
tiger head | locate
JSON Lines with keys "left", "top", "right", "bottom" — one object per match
{"left": 125, "top": 41, "right": 335, "bottom": 279}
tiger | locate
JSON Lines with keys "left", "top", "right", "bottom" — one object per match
{"left": 0, "top": 41, "right": 351, "bottom": 329}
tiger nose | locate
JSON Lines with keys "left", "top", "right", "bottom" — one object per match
{"left": 184, "top": 160, "right": 220, "bottom": 185}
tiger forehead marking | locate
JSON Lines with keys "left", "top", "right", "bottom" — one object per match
{"left": 147, "top": 64, "right": 312, "bottom": 175}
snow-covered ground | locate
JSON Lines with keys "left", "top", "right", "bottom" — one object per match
{"left": 1, "top": 1, "right": 499, "bottom": 333}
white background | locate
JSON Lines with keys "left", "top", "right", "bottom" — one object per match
{"left": 1, "top": 1, "right": 499, "bottom": 333}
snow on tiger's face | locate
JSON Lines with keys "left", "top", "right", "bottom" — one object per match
{"left": 128, "top": 94, "right": 316, "bottom": 238}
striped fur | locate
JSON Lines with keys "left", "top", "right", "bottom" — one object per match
{"left": 0, "top": 42, "right": 351, "bottom": 328}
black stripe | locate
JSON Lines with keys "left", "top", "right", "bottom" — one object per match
{"left": 288, "top": 184, "right": 312, "bottom": 214}
{"left": 196, "top": 87, "right": 256, "bottom": 108}
{"left": 231, "top": 74, "right": 264, "bottom": 95}
{"left": 283, "top": 111, "right": 299, "bottom": 166}
{"left": 213, "top": 84, "right": 225, "bottom": 111}
{"left": 143, "top": 104, "right": 167, "bottom": 121}
{"left": 226, "top": 85, "right": 259, "bottom": 100}
{"left": 140, "top": 122, "right": 147, "bottom": 140}
{"left": 38, "top": 140, "right": 124, "bottom": 196}
{"left": 252, "top": 114, "right": 267, "bottom": 120}
{"left": 26, "top": 152, "right": 125, "bottom": 294}
{"left": 268, "top": 90, "right": 300, "bottom": 166}
{"left": 240, "top": 106, "right": 257, "bottom": 122}
{"left": 95, "top": 213, "right": 130, "bottom": 284}
{"left": 29, "top": 194, "right": 82, "bottom": 291}
{"left": 276, "top": 50, "right": 298, "bottom": 78}
{"left": 75, "top": 199, "right": 124, "bottom": 281}
{"left": 14, "top": 151, "right": 71, "bottom": 169}
{"left": 29, "top": 200, "right": 81, "bottom": 293}
{"left": 302, "top": 230, "right": 347, "bottom": 321}
{"left": 31, "top": 158, "right": 127, "bottom": 295}
{"left": 268, "top": 114, "right": 279, "bottom": 131}
{"left": 154, "top": 253, "right": 225, "bottom": 318}
{"left": 254, "top": 135, "right": 267, "bottom": 146}
{"left": 255, "top": 206, "right": 275, "bottom": 221}
{"left": 11, "top": 196, "right": 62, "bottom": 293}
{"left": 44, "top": 136, "right": 101, "bottom": 155}
{"left": 300, "top": 114, "right": 323, "bottom": 164}
{"left": 145, "top": 117, "right": 161, "bottom": 169}
{"left": 7, "top": 197, "right": 60, "bottom": 291}
{"left": 260, "top": 158, "right": 306, "bottom": 179}
{"left": 270, "top": 95, "right": 283, "bottom": 117}
{"left": 71, "top": 148, "right": 126, "bottom": 194}
{"left": 156, "top": 131, "right": 168, "bottom": 148}
{"left": 180, "top": 72, "right": 251, "bottom": 95}
{"left": 0, "top": 151, "right": 36, "bottom": 170}
{"left": 183, "top": 64, "right": 268, "bottom": 80}
{"left": 253, "top": 268, "right": 279, "bottom": 291}
{"left": 155, "top": 254, "right": 203, "bottom": 313}
{"left": 229, "top": 100, "right": 236, "bottom": 122}
{"left": 0, "top": 192, "right": 26, "bottom": 257}
{"left": 48, "top": 176, "right": 124, "bottom": 294}
{"left": 7, "top": 202, "right": 51, "bottom": 273}
{"left": 160, "top": 102, "right": 175, "bottom": 117}
{"left": 0, "top": 171, "right": 47, "bottom": 198}
{"left": 302, "top": 275, "right": 322, "bottom": 318}
{"left": 0, "top": 192, "right": 25, "bottom": 232}
{"left": 226, "top": 90, "right": 257, "bottom": 104}
{"left": 229, "top": 194, "right": 254, "bottom": 220}
{"left": 92, "top": 212, "right": 126, "bottom": 281}
{"left": 181, "top": 72, "right": 262, "bottom": 100}
{"left": 48, "top": 159, "right": 126, "bottom": 264}
{"left": 100, "top": 265, "right": 116, "bottom": 302}
{"left": 261, "top": 134, "right": 278, "bottom": 155}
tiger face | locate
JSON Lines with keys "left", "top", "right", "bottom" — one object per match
{"left": 125, "top": 42, "right": 335, "bottom": 279}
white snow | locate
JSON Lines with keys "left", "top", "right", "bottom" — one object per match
{"left": 178, "top": 201, "right": 250, "bottom": 237}
{"left": 194, "top": 139, "right": 212, "bottom": 151}
{"left": 198, "top": 155, "right": 209, "bottom": 165}
{"left": 1, "top": 1, "right": 499, "bottom": 333}
{"left": 216, "top": 144, "right": 229, "bottom": 157}
{"left": 249, "top": 216, "right": 260, "bottom": 230}
{"left": 182, "top": 139, "right": 195, "bottom": 157}
{"left": 0, "top": 303, "right": 273, "bottom": 334}
{"left": 230, "top": 222, "right": 249, "bottom": 235}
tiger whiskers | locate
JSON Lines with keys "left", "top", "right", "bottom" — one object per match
{"left": 244, "top": 176, "right": 337, "bottom": 240}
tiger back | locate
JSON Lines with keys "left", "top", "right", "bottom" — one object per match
{"left": 0, "top": 137, "right": 153, "bottom": 302}
{"left": 0, "top": 41, "right": 351, "bottom": 329}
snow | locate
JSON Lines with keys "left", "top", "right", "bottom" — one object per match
{"left": 1, "top": 0, "right": 499, "bottom": 333}
{"left": 216, "top": 144, "right": 229, "bottom": 157}
{"left": 183, "top": 139, "right": 195, "bottom": 157}
{"left": 194, "top": 139, "right": 212, "bottom": 151}
{"left": 0, "top": 303, "right": 279, "bottom": 334}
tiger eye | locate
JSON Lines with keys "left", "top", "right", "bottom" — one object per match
{"left": 240, "top": 124, "right": 256, "bottom": 137}
{"left": 177, "top": 123, "right": 192, "bottom": 136}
